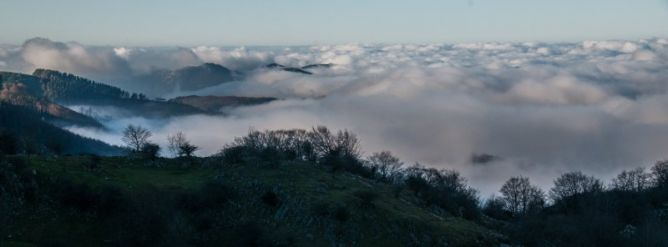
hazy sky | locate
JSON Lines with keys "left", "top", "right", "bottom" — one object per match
{"left": 1, "top": 0, "right": 667, "bottom": 46}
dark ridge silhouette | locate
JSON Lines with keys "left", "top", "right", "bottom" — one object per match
{"left": 265, "top": 63, "right": 313, "bottom": 75}
{"left": 169, "top": 95, "right": 276, "bottom": 112}
{"left": 1, "top": 72, "right": 105, "bottom": 128}
{"left": 0, "top": 102, "right": 123, "bottom": 155}
{"left": 137, "top": 63, "right": 235, "bottom": 95}
{"left": 301, "top": 63, "right": 334, "bottom": 70}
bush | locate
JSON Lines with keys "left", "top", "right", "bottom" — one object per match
{"left": 261, "top": 191, "right": 280, "bottom": 208}
{"left": 0, "top": 130, "right": 19, "bottom": 155}
{"left": 177, "top": 182, "right": 235, "bottom": 212}
{"left": 0, "top": 156, "right": 38, "bottom": 206}
{"left": 353, "top": 190, "right": 379, "bottom": 209}
{"left": 220, "top": 145, "right": 249, "bottom": 165}
{"left": 55, "top": 181, "right": 127, "bottom": 216}
{"left": 482, "top": 196, "right": 510, "bottom": 220}
{"left": 311, "top": 202, "right": 331, "bottom": 217}
{"left": 334, "top": 205, "right": 351, "bottom": 222}
{"left": 140, "top": 142, "right": 160, "bottom": 161}
{"left": 218, "top": 127, "right": 363, "bottom": 168}
{"left": 404, "top": 165, "right": 481, "bottom": 219}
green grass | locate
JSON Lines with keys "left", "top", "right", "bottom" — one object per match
{"left": 26, "top": 156, "right": 215, "bottom": 191}
{"left": 2, "top": 156, "right": 501, "bottom": 246}
{"left": 218, "top": 160, "right": 498, "bottom": 246}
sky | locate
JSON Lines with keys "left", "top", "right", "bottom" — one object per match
{"left": 1, "top": 0, "right": 667, "bottom": 46}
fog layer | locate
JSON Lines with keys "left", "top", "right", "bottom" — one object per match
{"left": 3, "top": 38, "right": 668, "bottom": 195}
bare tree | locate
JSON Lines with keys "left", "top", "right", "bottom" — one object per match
{"left": 334, "top": 129, "right": 361, "bottom": 158}
{"left": 367, "top": 151, "right": 403, "bottom": 180}
{"left": 500, "top": 176, "right": 545, "bottom": 216}
{"left": 167, "top": 132, "right": 198, "bottom": 158}
{"left": 308, "top": 126, "right": 361, "bottom": 160}
{"left": 167, "top": 132, "right": 183, "bottom": 156}
{"left": 651, "top": 160, "right": 668, "bottom": 188}
{"left": 122, "top": 125, "right": 152, "bottom": 152}
{"left": 308, "top": 126, "right": 336, "bottom": 157}
{"left": 549, "top": 171, "right": 603, "bottom": 201}
{"left": 611, "top": 167, "right": 651, "bottom": 192}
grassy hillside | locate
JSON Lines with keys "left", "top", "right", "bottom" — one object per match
{"left": 0, "top": 155, "right": 501, "bottom": 247}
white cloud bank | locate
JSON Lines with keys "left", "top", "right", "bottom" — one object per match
{"left": 3, "top": 37, "right": 668, "bottom": 195}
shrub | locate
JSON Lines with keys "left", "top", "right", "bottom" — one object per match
{"left": 311, "top": 202, "right": 331, "bottom": 217}
{"left": 404, "top": 165, "right": 481, "bottom": 219}
{"left": 220, "top": 145, "right": 249, "bottom": 165}
{"left": 334, "top": 205, "right": 351, "bottom": 222}
{"left": 178, "top": 182, "right": 235, "bottom": 212}
{"left": 366, "top": 151, "right": 403, "bottom": 182}
{"left": 0, "top": 130, "right": 19, "bottom": 155}
{"left": 140, "top": 142, "right": 161, "bottom": 161}
{"left": 353, "top": 190, "right": 379, "bottom": 209}
{"left": 482, "top": 196, "right": 510, "bottom": 220}
{"left": 261, "top": 191, "right": 280, "bottom": 208}
{"left": 218, "top": 126, "right": 363, "bottom": 169}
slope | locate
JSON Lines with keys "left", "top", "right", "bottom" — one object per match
{"left": 0, "top": 156, "right": 501, "bottom": 246}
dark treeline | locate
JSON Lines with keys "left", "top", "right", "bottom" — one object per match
{"left": 484, "top": 167, "right": 668, "bottom": 246}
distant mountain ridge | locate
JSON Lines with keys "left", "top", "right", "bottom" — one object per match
{"left": 264, "top": 63, "right": 334, "bottom": 75}
{"left": 170, "top": 95, "right": 276, "bottom": 112}
{"left": 136, "top": 63, "right": 235, "bottom": 96}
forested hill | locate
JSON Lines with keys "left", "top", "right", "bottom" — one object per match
{"left": 1, "top": 70, "right": 207, "bottom": 118}
{"left": 0, "top": 72, "right": 105, "bottom": 128}
{"left": 0, "top": 102, "right": 124, "bottom": 155}
{"left": 32, "top": 69, "right": 142, "bottom": 103}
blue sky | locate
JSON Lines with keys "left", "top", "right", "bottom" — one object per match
{"left": 1, "top": 0, "right": 667, "bottom": 46}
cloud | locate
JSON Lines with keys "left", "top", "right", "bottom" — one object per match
{"left": 5, "top": 37, "right": 668, "bottom": 196}
{"left": 191, "top": 46, "right": 273, "bottom": 71}
{"left": 18, "top": 38, "right": 132, "bottom": 80}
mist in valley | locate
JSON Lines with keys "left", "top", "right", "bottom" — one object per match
{"left": 4, "top": 38, "right": 666, "bottom": 195}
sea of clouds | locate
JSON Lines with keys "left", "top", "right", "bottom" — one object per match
{"left": 2, "top": 37, "right": 668, "bottom": 195}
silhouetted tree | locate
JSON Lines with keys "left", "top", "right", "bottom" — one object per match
{"left": 611, "top": 167, "right": 651, "bottom": 192}
{"left": 549, "top": 171, "right": 603, "bottom": 201}
{"left": 366, "top": 151, "right": 403, "bottom": 182}
{"left": 482, "top": 196, "right": 510, "bottom": 220}
{"left": 140, "top": 143, "right": 160, "bottom": 161}
{"left": 651, "top": 160, "right": 668, "bottom": 188}
{"left": 309, "top": 126, "right": 361, "bottom": 160}
{"left": 500, "top": 177, "right": 545, "bottom": 216}
{"left": 167, "top": 132, "right": 198, "bottom": 157}
{"left": 122, "top": 125, "right": 152, "bottom": 152}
